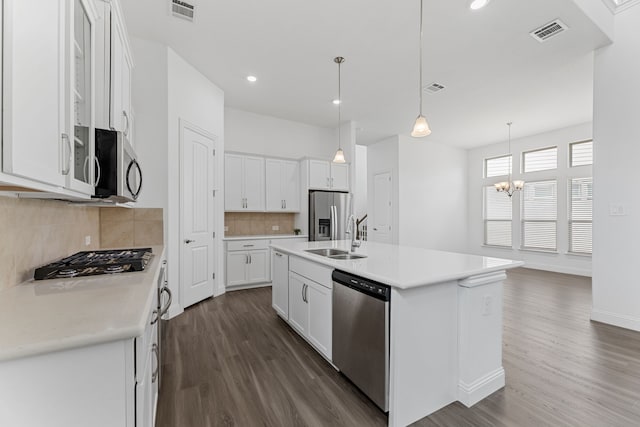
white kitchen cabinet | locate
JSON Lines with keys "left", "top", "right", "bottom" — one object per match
{"left": 225, "top": 239, "right": 270, "bottom": 288}
{"left": 307, "top": 160, "right": 349, "bottom": 191}
{"left": 271, "top": 250, "right": 289, "bottom": 319}
{"left": 109, "top": 11, "right": 133, "bottom": 141}
{"left": 287, "top": 270, "right": 332, "bottom": 360}
{"left": 224, "top": 153, "right": 265, "bottom": 211}
{"left": 265, "top": 158, "right": 300, "bottom": 212}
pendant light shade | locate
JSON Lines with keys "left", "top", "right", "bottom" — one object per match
{"left": 411, "top": 115, "right": 431, "bottom": 137}
{"left": 333, "top": 56, "right": 346, "bottom": 163}
{"left": 411, "top": 0, "right": 431, "bottom": 138}
{"left": 494, "top": 122, "right": 524, "bottom": 197}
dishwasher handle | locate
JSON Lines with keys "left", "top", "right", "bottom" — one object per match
{"left": 332, "top": 270, "right": 390, "bottom": 301}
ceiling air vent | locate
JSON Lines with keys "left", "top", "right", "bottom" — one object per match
{"left": 172, "top": 0, "right": 195, "bottom": 21}
{"left": 529, "top": 19, "right": 568, "bottom": 42}
{"left": 424, "top": 83, "right": 446, "bottom": 94}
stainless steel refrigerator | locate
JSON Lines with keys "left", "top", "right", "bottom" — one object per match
{"left": 309, "top": 190, "right": 351, "bottom": 241}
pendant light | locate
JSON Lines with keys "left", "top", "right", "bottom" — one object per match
{"left": 332, "top": 57, "right": 346, "bottom": 163}
{"left": 411, "top": 0, "right": 431, "bottom": 138}
{"left": 494, "top": 122, "right": 524, "bottom": 197}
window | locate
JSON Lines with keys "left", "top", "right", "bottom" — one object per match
{"left": 484, "top": 155, "right": 512, "bottom": 178}
{"left": 484, "top": 186, "right": 512, "bottom": 247}
{"left": 570, "top": 140, "right": 593, "bottom": 167}
{"left": 523, "top": 147, "right": 557, "bottom": 173}
{"left": 569, "top": 178, "right": 593, "bottom": 254}
{"left": 522, "top": 180, "right": 557, "bottom": 251}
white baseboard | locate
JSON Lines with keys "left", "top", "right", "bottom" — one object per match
{"left": 458, "top": 368, "right": 505, "bottom": 407}
{"left": 225, "top": 282, "right": 271, "bottom": 292}
{"left": 520, "top": 263, "right": 591, "bottom": 277}
{"left": 591, "top": 309, "right": 640, "bottom": 331}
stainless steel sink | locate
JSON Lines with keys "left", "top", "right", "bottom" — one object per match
{"left": 328, "top": 254, "right": 367, "bottom": 260}
{"left": 305, "top": 248, "right": 349, "bottom": 257}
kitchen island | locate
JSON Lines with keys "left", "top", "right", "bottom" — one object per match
{"left": 269, "top": 239, "right": 523, "bottom": 427}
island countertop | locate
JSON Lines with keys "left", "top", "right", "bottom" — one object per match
{"left": 270, "top": 240, "right": 523, "bottom": 289}
{"left": 0, "top": 246, "right": 165, "bottom": 362}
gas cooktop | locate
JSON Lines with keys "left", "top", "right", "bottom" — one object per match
{"left": 34, "top": 248, "right": 153, "bottom": 280}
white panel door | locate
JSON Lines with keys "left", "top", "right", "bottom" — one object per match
{"left": 247, "top": 249, "right": 269, "bottom": 283}
{"left": 2, "top": 0, "right": 66, "bottom": 186}
{"left": 181, "top": 124, "right": 216, "bottom": 308}
{"left": 265, "top": 159, "right": 282, "bottom": 211}
{"left": 288, "top": 273, "right": 308, "bottom": 336}
{"left": 330, "top": 163, "right": 349, "bottom": 191}
{"left": 309, "top": 160, "right": 330, "bottom": 189}
{"left": 307, "top": 280, "right": 332, "bottom": 359}
{"left": 243, "top": 156, "right": 265, "bottom": 211}
{"left": 224, "top": 154, "right": 244, "bottom": 210}
{"left": 225, "top": 252, "right": 248, "bottom": 287}
{"left": 372, "top": 171, "right": 392, "bottom": 243}
{"left": 282, "top": 160, "right": 300, "bottom": 211}
{"left": 271, "top": 251, "right": 289, "bottom": 318}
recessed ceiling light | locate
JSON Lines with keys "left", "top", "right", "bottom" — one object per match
{"left": 470, "top": 0, "right": 490, "bottom": 10}
{"left": 246, "top": 75, "right": 257, "bottom": 82}
{"left": 333, "top": 99, "right": 341, "bottom": 105}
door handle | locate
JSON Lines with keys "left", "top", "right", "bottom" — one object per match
{"left": 94, "top": 156, "right": 101, "bottom": 187}
{"left": 184, "top": 239, "right": 195, "bottom": 244}
{"left": 160, "top": 287, "right": 172, "bottom": 316}
{"left": 61, "top": 134, "right": 71, "bottom": 175}
{"left": 373, "top": 228, "right": 378, "bottom": 231}
{"left": 151, "top": 344, "right": 159, "bottom": 383}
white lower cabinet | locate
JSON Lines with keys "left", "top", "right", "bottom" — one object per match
{"left": 287, "top": 269, "right": 332, "bottom": 360}
{"left": 271, "top": 250, "right": 289, "bottom": 319}
{"left": 225, "top": 240, "right": 270, "bottom": 288}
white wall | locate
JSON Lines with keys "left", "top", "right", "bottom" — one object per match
{"left": 466, "top": 122, "right": 593, "bottom": 276}
{"left": 592, "top": 5, "right": 640, "bottom": 331}
{"left": 367, "top": 137, "right": 400, "bottom": 244}
{"left": 354, "top": 144, "right": 368, "bottom": 219}
{"left": 225, "top": 107, "right": 335, "bottom": 159}
{"left": 167, "top": 49, "right": 225, "bottom": 310}
{"left": 131, "top": 39, "right": 225, "bottom": 318}
{"left": 398, "top": 136, "right": 468, "bottom": 252}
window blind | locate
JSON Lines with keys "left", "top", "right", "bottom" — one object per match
{"left": 570, "top": 141, "right": 593, "bottom": 167}
{"left": 484, "top": 186, "right": 512, "bottom": 247}
{"left": 523, "top": 147, "right": 557, "bottom": 173}
{"left": 485, "top": 155, "right": 511, "bottom": 178}
{"left": 569, "top": 177, "right": 592, "bottom": 254}
{"left": 522, "top": 180, "right": 557, "bottom": 250}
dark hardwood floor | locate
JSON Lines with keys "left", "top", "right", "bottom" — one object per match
{"left": 156, "top": 268, "right": 640, "bottom": 427}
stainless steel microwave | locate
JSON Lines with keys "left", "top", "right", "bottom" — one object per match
{"left": 93, "top": 129, "right": 142, "bottom": 203}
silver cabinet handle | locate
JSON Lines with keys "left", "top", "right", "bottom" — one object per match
{"left": 185, "top": 239, "right": 194, "bottom": 244}
{"left": 61, "top": 134, "right": 71, "bottom": 175}
{"left": 151, "top": 344, "right": 159, "bottom": 383}
{"left": 246, "top": 254, "right": 249, "bottom": 264}
{"left": 303, "top": 284, "right": 308, "bottom": 303}
{"left": 301, "top": 283, "right": 305, "bottom": 302}
{"left": 242, "top": 244, "right": 255, "bottom": 247}
{"left": 331, "top": 177, "right": 334, "bottom": 187}
{"left": 249, "top": 254, "right": 252, "bottom": 264}
{"left": 83, "top": 155, "right": 90, "bottom": 183}
{"left": 284, "top": 200, "right": 287, "bottom": 209}
{"left": 160, "top": 286, "right": 172, "bottom": 317}
{"left": 123, "top": 110, "right": 130, "bottom": 137}
{"left": 326, "top": 177, "right": 330, "bottom": 188}
{"left": 150, "top": 309, "right": 159, "bottom": 325}
{"left": 94, "top": 156, "right": 101, "bottom": 187}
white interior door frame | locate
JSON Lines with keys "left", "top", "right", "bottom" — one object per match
{"left": 179, "top": 118, "right": 218, "bottom": 309}
{"left": 372, "top": 169, "right": 393, "bottom": 244}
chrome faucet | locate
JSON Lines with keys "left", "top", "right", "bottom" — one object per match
{"left": 346, "top": 214, "right": 361, "bottom": 252}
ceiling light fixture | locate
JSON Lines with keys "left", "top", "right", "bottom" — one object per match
{"left": 247, "top": 75, "right": 257, "bottom": 82}
{"left": 332, "top": 99, "right": 341, "bottom": 105}
{"left": 411, "top": 0, "right": 431, "bottom": 138}
{"left": 494, "top": 122, "right": 524, "bottom": 197}
{"left": 332, "top": 57, "right": 346, "bottom": 164}
{"left": 469, "top": 0, "right": 490, "bottom": 10}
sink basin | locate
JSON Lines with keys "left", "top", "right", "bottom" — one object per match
{"left": 305, "top": 249, "right": 349, "bottom": 257}
{"left": 328, "top": 254, "right": 367, "bottom": 260}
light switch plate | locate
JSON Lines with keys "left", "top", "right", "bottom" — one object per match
{"left": 85, "top": 235, "right": 91, "bottom": 246}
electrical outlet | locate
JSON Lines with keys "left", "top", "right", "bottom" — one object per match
{"left": 482, "top": 295, "right": 492, "bottom": 316}
{"left": 85, "top": 235, "right": 91, "bottom": 246}
{"left": 272, "top": 225, "right": 280, "bottom": 231}
{"left": 224, "top": 226, "right": 229, "bottom": 232}
{"left": 609, "top": 204, "right": 628, "bottom": 216}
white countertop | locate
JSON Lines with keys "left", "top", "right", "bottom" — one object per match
{"left": 223, "top": 234, "right": 308, "bottom": 241}
{"left": 0, "top": 246, "right": 165, "bottom": 362}
{"left": 270, "top": 240, "right": 523, "bottom": 289}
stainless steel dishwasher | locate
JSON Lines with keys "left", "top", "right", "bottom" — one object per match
{"left": 332, "top": 270, "right": 391, "bottom": 412}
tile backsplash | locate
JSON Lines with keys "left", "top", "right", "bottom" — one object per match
{"left": 225, "top": 212, "right": 295, "bottom": 236}
{"left": 0, "top": 198, "right": 100, "bottom": 291}
{"left": 99, "top": 207, "right": 164, "bottom": 248}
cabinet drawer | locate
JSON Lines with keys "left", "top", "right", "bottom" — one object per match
{"left": 290, "top": 256, "right": 333, "bottom": 289}
{"left": 227, "top": 239, "right": 269, "bottom": 251}
{"left": 135, "top": 308, "right": 158, "bottom": 382}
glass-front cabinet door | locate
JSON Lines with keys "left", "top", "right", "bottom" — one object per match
{"left": 67, "top": 0, "right": 96, "bottom": 194}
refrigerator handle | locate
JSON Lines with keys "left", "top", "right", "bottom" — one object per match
{"left": 330, "top": 205, "right": 336, "bottom": 240}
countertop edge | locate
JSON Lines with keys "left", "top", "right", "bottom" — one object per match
{"left": 223, "top": 235, "right": 308, "bottom": 241}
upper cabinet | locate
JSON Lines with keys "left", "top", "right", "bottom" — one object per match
{"left": 94, "top": 0, "right": 134, "bottom": 144}
{"left": 308, "top": 160, "right": 349, "bottom": 191}
{"left": 2, "top": 0, "right": 96, "bottom": 194}
{"left": 265, "top": 158, "right": 300, "bottom": 212}
{"left": 224, "top": 154, "right": 265, "bottom": 211}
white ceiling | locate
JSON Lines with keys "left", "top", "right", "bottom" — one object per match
{"left": 120, "top": 0, "right": 610, "bottom": 148}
